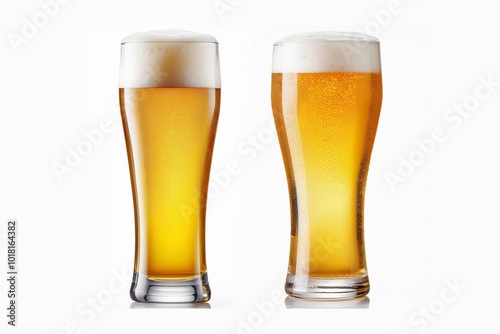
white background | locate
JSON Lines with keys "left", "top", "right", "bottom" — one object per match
{"left": 1, "top": 0, "right": 499, "bottom": 333}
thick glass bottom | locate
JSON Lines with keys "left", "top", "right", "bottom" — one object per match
{"left": 130, "top": 272, "right": 210, "bottom": 303}
{"left": 285, "top": 274, "right": 369, "bottom": 300}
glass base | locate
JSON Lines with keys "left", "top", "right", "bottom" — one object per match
{"left": 285, "top": 274, "right": 369, "bottom": 300}
{"left": 130, "top": 272, "right": 210, "bottom": 303}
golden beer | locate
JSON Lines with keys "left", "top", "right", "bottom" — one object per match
{"left": 271, "top": 32, "right": 382, "bottom": 299}
{"left": 120, "top": 87, "right": 220, "bottom": 278}
{"left": 119, "top": 30, "right": 220, "bottom": 303}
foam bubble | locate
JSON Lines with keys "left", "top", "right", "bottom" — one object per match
{"left": 119, "top": 29, "right": 220, "bottom": 88}
{"left": 272, "top": 31, "right": 381, "bottom": 73}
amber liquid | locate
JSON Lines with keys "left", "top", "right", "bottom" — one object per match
{"left": 120, "top": 87, "right": 220, "bottom": 279}
{"left": 271, "top": 72, "right": 382, "bottom": 278}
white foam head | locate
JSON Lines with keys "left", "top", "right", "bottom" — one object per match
{"left": 272, "top": 31, "right": 381, "bottom": 73}
{"left": 119, "top": 29, "right": 220, "bottom": 88}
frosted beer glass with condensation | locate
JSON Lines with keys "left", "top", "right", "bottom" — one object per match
{"left": 119, "top": 30, "right": 220, "bottom": 303}
{"left": 271, "top": 32, "right": 382, "bottom": 300}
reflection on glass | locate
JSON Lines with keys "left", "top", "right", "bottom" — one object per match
{"left": 285, "top": 296, "right": 370, "bottom": 309}
{"left": 130, "top": 302, "right": 211, "bottom": 309}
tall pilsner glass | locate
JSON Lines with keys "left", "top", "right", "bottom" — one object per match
{"left": 271, "top": 32, "right": 382, "bottom": 300}
{"left": 119, "top": 30, "right": 220, "bottom": 303}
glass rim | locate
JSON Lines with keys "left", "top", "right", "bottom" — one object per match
{"left": 121, "top": 41, "right": 219, "bottom": 45}
{"left": 121, "top": 29, "right": 219, "bottom": 45}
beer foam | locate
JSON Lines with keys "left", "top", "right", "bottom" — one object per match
{"left": 272, "top": 32, "right": 381, "bottom": 73}
{"left": 119, "top": 29, "right": 220, "bottom": 88}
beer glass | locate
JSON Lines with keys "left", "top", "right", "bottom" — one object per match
{"left": 271, "top": 32, "right": 382, "bottom": 299}
{"left": 119, "top": 30, "right": 220, "bottom": 303}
